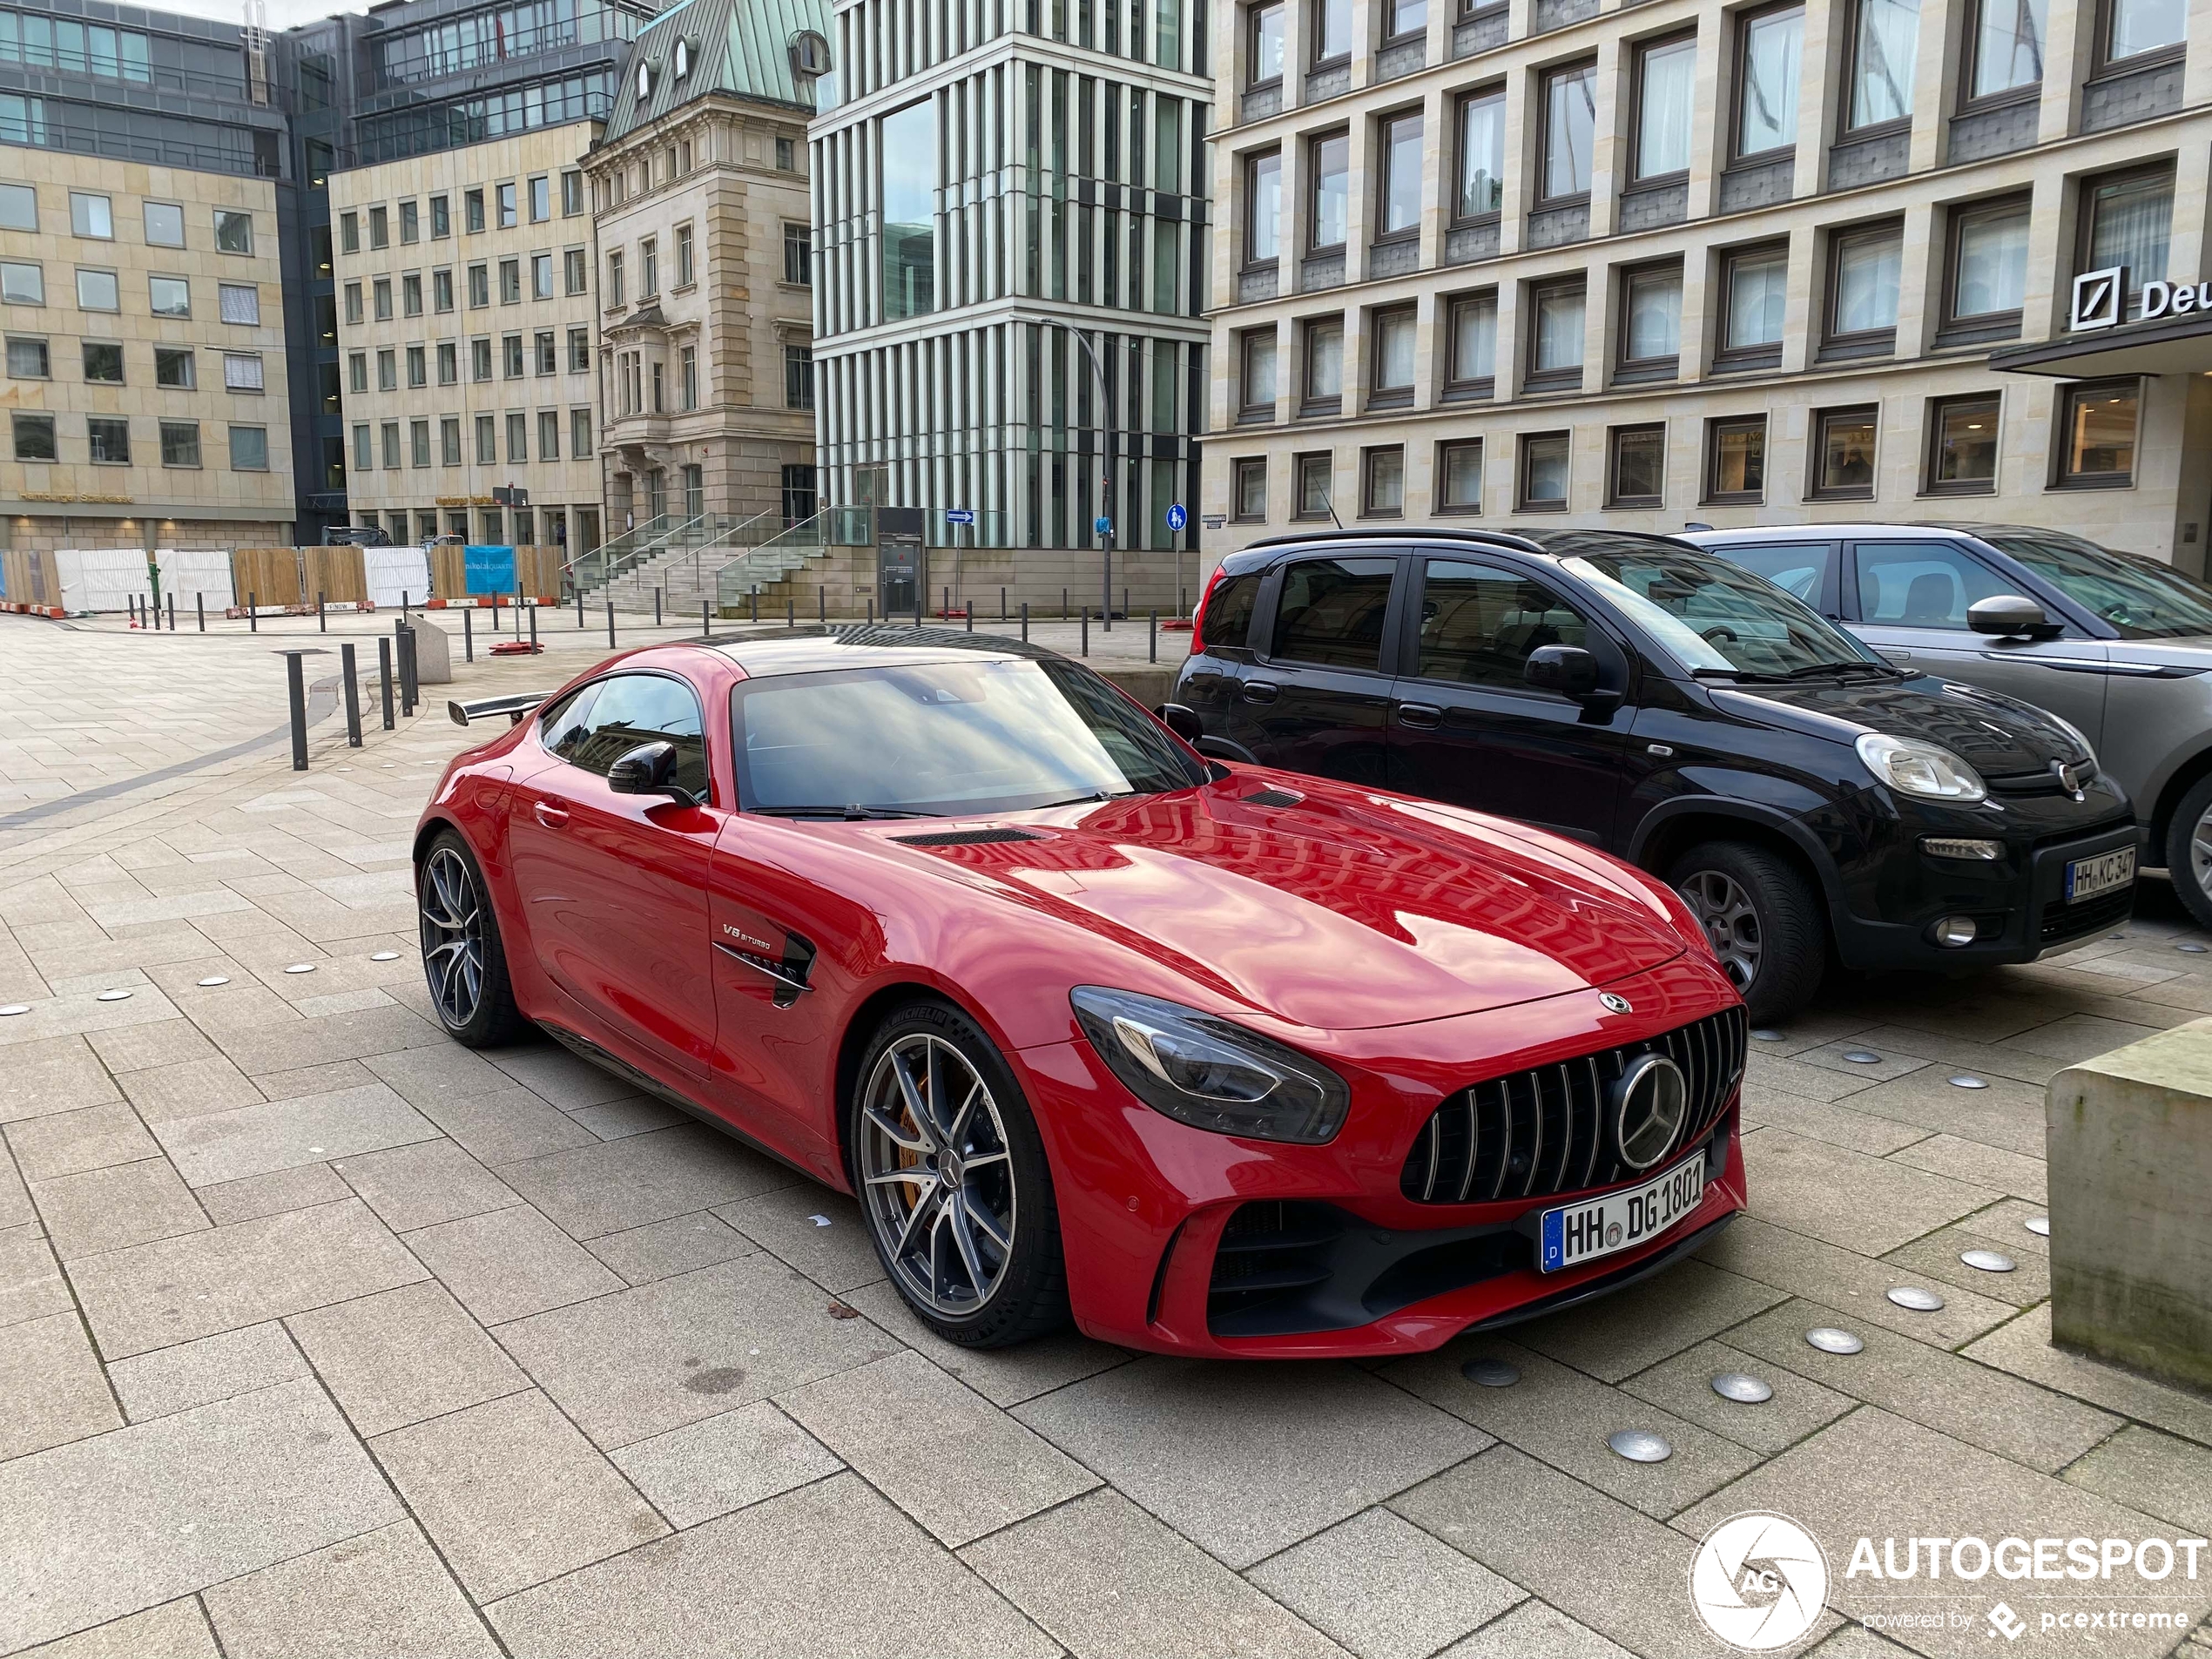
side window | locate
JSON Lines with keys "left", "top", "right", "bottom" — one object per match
{"left": 1268, "top": 556, "right": 1397, "bottom": 670}
{"left": 539, "top": 683, "right": 601, "bottom": 760}
{"left": 1710, "top": 541, "right": 1835, "bottom": 610}
{"left": 554, "top": 675, "right": 708, "bottom": 797}
{"left": 1415, "top": 559, "right": 1590, "bottom": 687}
{"left": 1200, "top": 570, "right": 1261, "bottom": 650}
{"left": 1851, "top": 540, "right": 2011, "bottom": 630}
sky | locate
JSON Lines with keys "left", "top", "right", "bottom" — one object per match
{"left": 150, "top": 0, "right": 370, "bottom": 27}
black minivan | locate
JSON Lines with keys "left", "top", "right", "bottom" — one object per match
{"left": 1170, "top": 527, "right": 2137, "bottom": 1022}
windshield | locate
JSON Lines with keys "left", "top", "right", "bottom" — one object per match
{"left": 732, "top": 658, "right": 1206, "bottom": 816}
{"left": 1980, "top": 529, "right": 2212, "bottom": 640}
{"left": 1562, "top": 546, "right": 1887, "bottom": 677}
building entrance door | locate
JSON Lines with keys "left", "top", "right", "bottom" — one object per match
{"left": 878, "top": 507, "right": 923, "bottom": 619}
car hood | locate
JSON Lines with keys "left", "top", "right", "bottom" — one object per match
{"left": 1707, "top": 674, "right": 2080, "bottom": 778}
{"left": 867, "top": 784, "right": 1689, "bottom": 1031}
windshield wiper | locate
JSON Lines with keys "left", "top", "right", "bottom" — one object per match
{"left": 1785, "top": 660, "right": 1902, "bottom": 679}
{"left": 1689, "top": 666, "right": 1794, "bottom": 683}
{"left": 1029, "top": 789, "right": 1115, "bottom": 810}
{"left": 751, "top": 805, "right": 942, "bottom": 820}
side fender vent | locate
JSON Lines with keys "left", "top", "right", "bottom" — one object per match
{"left": 891, "top": 827, "right": 1050, "bottom": 847}
{"left": 1242, "top": 788, "right": 1305, "bottom": 808}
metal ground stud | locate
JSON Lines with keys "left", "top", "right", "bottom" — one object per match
{"left": 1961, "top": 1249, "right": 2017, "bottom": 1273}
{"left": 1886, "top": 1285, "right": 1946, "bottom": 1312}
{"left": 1460, "top": 1359, "right": 1520, "bottom": 1387}
{"left": 1711, "top": 1372, "right": 1774, "bottom": 1403}
{"left": 1608, "top": 1430, "right": 1672, "bottom": 1462}
{"left": 1805, "top": 1326, "right": 1864, "bottom": 1354}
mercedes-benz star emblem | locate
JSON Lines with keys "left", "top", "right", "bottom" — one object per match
{"left": 1600, "top": 992, "right": 1633, "bottom": 1015}
{"left": 1611, "top": 1052, "right": 1689, "bottom": 1170}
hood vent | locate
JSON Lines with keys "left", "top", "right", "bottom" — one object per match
{"left": 1242, "top": 789, "right": 1305, "bottom": 808}
{"left": 891, "top": 827, "right": 1049, "bottom": 847}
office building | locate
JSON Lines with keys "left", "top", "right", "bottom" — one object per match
{"left": 1203, "top": 0, "right": 2212, "bottom": 569}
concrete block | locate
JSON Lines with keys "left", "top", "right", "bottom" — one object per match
{"left": 2048, "top": 1016, "right": 2212, "bottom": 1391}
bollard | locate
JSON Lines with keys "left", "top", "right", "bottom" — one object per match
{"left": 607, "top": 601, "right": 616, "bottom": 650}
{"left": 378, "top": 637, "right": 395, "bottom": 729}
{"left": 786, "top": 598, "right": 795, "bottom": 629}
{"left": 819, "top": 588, "right": 826, "bottom": 627}
{"left": 943, "top": 585, "right": 950, "bottom": 620}
{"left": 401, "top": 590, "right": 409, "bottom": 618}
{"left": 529, "top": 603, "right": 537, "bottom": 647}
{"left": 463, "top": 608, "right": 474, "bottom": 662}
{"left": 701, "top": 600, "right": 711, "bottom": 638}
{"left": 577, "top": 588, "right": 585, "bottom": 629}
{"left": 249, "top": 590, "right": 258, "bottom": 632}
{"left": 166, "top": 593, "right": 175, "bottom": 631}
{"left": 196, "top": 592, "right": 205, "bottom": 633}
{"left": 341, "top": 642, "right": 363, "bottom": 746}
{"left": 1081, "top": 608, "right": 1089, "bottom": 657}
{"left": 751, "top": 588, "right": 759, "bottom": 625}
{"left": 1062, "top": 588, "right": 1069, "bottom": 621}
{"left": 318, "top": 590, "right": 326, "bottom": 633}
{"left": 1021, "top": 601, "right": 1028, "bottom": 643}
{"left": 654, "top": 589, "right": 662, "bottom": 628}
{"left": 491, "top": 592, "right": 501, "bottom": 632}
{"left": 284, "top": 651, "right": 309, "bottom": 771}
{"left": 1150, "top": 610, "right": 1157, "bottom": 663}
{"left": 129, "top": 595, "right": 138, "bottom": 628}
{"left": 966, "top": 603, "right": 974, "bottom": 633}
{"left": 395, "top": 622, "right": 419, "bottom": 717}
{"left": 867, "top": 597, "right": 875, "bottom": 626}
{"left": 1001, "top": 586, "right": 1007, "bottom": 622}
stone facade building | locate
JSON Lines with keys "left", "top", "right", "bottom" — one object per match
{"left": 328, "top": 122, "right": 607, "bottom": 553}
{"left": 586, "top": 0, "right": 828, "bottom": 537}
{"left": 1201, "top": 0, "right": 2212, "bottom": 571}
{"left": 2, "top": 147, "right": 295, "bottom": 553}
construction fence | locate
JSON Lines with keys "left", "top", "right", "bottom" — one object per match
{"left": 0, "top": 546, "right": 567, "bottom": 615}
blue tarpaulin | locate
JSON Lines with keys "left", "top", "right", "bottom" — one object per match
{"left": 464, "top": 545, "right": 517, "bottom": 596}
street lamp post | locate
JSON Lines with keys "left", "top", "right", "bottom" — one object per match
{"left": 1070, "top": 328, "right": 1114, "bottom": 631}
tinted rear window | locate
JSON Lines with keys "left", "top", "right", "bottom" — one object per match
{"left": 1200, "top": 570, "right": 1261, "bottom": 650}
{"left": 1268, "top": 557, "right": 1396, "bottom": 671}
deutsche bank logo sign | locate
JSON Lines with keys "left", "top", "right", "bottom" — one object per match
{"left": 2071, "top": 266, "right": 2125, "bottom": 331}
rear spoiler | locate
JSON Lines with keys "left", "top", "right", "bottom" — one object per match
{"left": 448, "top": 691, "right": 552, "bottom": 727}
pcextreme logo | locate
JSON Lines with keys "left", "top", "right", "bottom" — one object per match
{"left": 1690, "top": 1513, "right": 1830, "bottom": 1650}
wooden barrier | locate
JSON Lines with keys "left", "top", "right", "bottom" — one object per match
{"left": 428, "top": 544, "right": 469, "bottom": 603}
{"left": 2, "top": 549, "right": 58, "bottom": 609}
{"left": 301, "top": 545, "right": 368, "bottom": 606}
{"left": 231, "top": 548, "right": 302, "bottom": 609}
{"left": 516, "top": 545, "right": 563, "bottom": 602}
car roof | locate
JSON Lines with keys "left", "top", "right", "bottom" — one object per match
{"left": 1682, "top": 522, "right": 2051, "bottom": 544}
{"left": 1231, "top": 525, "right": 1692, "bottom": 567}
{"left": 698, "top": 624, "right": 1055, "bottom": 680}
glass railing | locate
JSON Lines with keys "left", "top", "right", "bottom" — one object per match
{"left": 713, "top": 506, "right": 873, "bottom": 608}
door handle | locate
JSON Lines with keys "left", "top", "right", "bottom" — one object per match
{"left": 1395, "top": 702, "right": 1443, "bottom": 729}
{"left": 1241, "top": 681, "right": 1280, "bottom": 705}
{"left": 532, "top": 801, "right": 570, "bottom": 828}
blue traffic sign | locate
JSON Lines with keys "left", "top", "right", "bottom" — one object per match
{"left": 944, "top": 509, "right": 975, "bottom": 524}
{"left": 1094, "top": 515, "right": 1114, "bottom": 536}
{"left": 1165, "top": 503, "right": 1187, "bottom": 532}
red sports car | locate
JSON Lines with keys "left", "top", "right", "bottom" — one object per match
{"left": 415, "top": 628, "right": 1746, "bottom": 1358}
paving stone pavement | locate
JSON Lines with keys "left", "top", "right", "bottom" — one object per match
{"left": 4, "top": 609, "right": 2212, "bottom": 1658}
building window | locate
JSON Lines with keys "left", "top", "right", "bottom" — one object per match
{"left": 1249, "top": 1, "right": 1285, "bottom": 84}
{"left": 496, "top": 182, "right": 517, "bottom": 229}
{"left": 776, "top": 136, "right": 799, "bottom": 172}
{"left": 435, "top": 268, "right": 455, "bottom": 312}
{"left": 1295, "top": 451, "right": 1336, "bottom": 518}
{"left": 226, "top": 352, "right": 266, "bottom": 392}
{"left": 532, "top": 253, "right": 554, "bottom": 300}
{"left": 1370, "top": 306, "right": 1417, "bottom": 405}
{"left": 535, "top": 331, "right": 556, "bottom": 375}
{"left": 88, "top": 415, "right": 130, "bottom": 464}
{"left": 2058, "top": 380, "right": 2139, "bottom": 485}
{"left": 563, "top": 171, "right": 584, "bottom": 215}
{"left": 403, "top": 273, "right": 423, "bottom": 316}
{"left": 353, "top": 422, "right": 371, "bottom": 470}
{"left": 229, "top": 425, "right": 267, "bottom": 471}
{"left": 156, "top": 347, "right": 193, "bottom": 388}
{"left": 144, "top": 201, "right": 184, "bottom": 247}
{"left": 2080, "top": 165, "right": 2173, "bottom": 317}
{"left": 441, "top": 417, "right": 462, "bottom": 465}
{"left": 368, "top": 204, "right": 389, "bottom": 248}
{"left": 1518, "top": 431, "right": 1570, "bottom": 510}
{"left": 507, "top": 410, "right": 527, "bottom": 462}
{"left": 1706, "top": 416, "right": 1767, "bottom": 502}
{"left": 529, "top": 175, "right": 550, "bottom": 223}
{"left": 6, "top": 336, "right": 49, "bottom": 378}
{"left": 1618, "top": 264, "right": 1683, "bottom": 378}
{"left": 70, "top": 192, "right": 112, "bottom": 239}
{"left": 681, "top": 345, "right": 698, "bottom": 410}
{"left": 1734, "top": 4, "right": 1804, "bottom": 158}
{"left": 1716, "top": 242, "right": 1789, "bottom": 368}
{"left": 1525, "top": 279, "right": 1586, "bottom": 393}
{"left": 2107, "top": 0, "right": 2184, "bottom": 61}
{"left": 215, "top": 210, "right": 253, "bottom": 254}
{"left": 1362, "top": 446, "right": 1406, "bottom": 516}
{"left": 1244, "top": 150, "right": 1282, "bottom": 265}
{"left": 475, "top": 414, "right": 496, "bottom": 463}
{"left": 782, "top": 463, "right": 818, "bottom": 524}
{"left": 1301, "top": 316, "right": 1344, "bottom": 413}
{"left": 784, "top": 224, "right": 813, "bottom": 285}
{"left": 572, "top": 408, "right": 592, "bottom": 459}
{"left": 1825, "top": 222, "right": 1902, "bottom": 355}
{"left": 1437, "top": 439, "right": 1483, "bottom": 511}
{"left": 466, "top": 188, "right": 485, "bottom": 233}
{"left": 1308, "top": 132, "right": 1349, "bottom": 251}
{"left": 1926, "top": 394, "right": 2000, "bottom": 492}
{"left": 676, "top": 224, "right": 694, "bottom": 287}
{"left": 538, "top": 409, "right": 560, "bottom": 462}
{"left": 0, "top": 184, "right": 31, "bottom": 233}
{"left": 500, "top": 259, "right": 521, "bottom": 304}
{"left": 1845, "top": 0, "right": 1919, "bottom": 131}
{"left": 785, "top": 344, "right": 814, "bottom": 409}
{"left": 1541, "top": 63, "right": 1598, "bottom": 201}
{"left": 1313, "top": 0, "right": 1352, "bottom": 61}
{"left": 1608, "top": 425, "right": 1666, "bottom": 508}
{"left": 1633, "top": 35, "right": 1696, "bottom": 180}
{"left": 0, "top": 260, "right": 41, "bottom": 306}
{"left": 13, "top": 412, "right": 57, "bottom": 461}
{"left": 377, "top": 348, "right": 396, "bottom": 391}
{"left": 563, "top": 248, "right": 586, "bottom": 296}
{"left": 880, "top": 99, "right": 935, "bottom": 320}
{"left": 1453, "top": 89, "right": 1505, "bottom": 221}
{"left": 159, "top": 419, "right": 199, "bottom": 467}
{"left": 438, "top": 342, "right": 457, "bottom": 385}
{"left": 374, "top": 276, "right": 393, "bottom": 320}
{"left": 79, "top": 269, "right": 122, "bottom": 312}
{"left": 81, "top": 341, "right": 120, "bottom": 382}
{"left": 400, "top": 199, "right": 419, "bottom": 244}
{"left": 1942, "top": 195, "right": 2030, "bottom": 341}
{"left": 428, "top": 194, "right": 450, "bottom": 238}
{"left": 1235, "top": 456, "right": 1268, "bottom": 519}
{"left": 340, "top": 211, "right": 359, "bottom": 253}
{"left": 570, "top": 327, "right": 590, "bottom": 373}
{"left": 472, "top": 338, "right": 492, "bottom": 381}
{"left": 1376, "top": 111, "right": 1423, "bottom": 239}
{"left": 411, "top": 418, "right": 431, "bottom": 469}
{"left": 1445, "top": 293, "right": 1497, "bottom": 396}
{"left": 1239, "top": 327, "right": 1279, "bottom": 417}
{"left": 504, "top": 335, "right": 524, "bottom": 378}
{"left": 1813, "top": 405, "right": 1879, "bottom": 497}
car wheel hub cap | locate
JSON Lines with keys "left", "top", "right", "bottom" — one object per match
{"left": 1677, "top": 870, "right": 1761, "bottom": 990}
{"left": 2189, "top": 803, "right": 2212, "bottom": 900}
{"left": 417, "top": 846, "right": 486, "bottom": 1031}
{"left": 857, "top": 1034, "right": 1016, "bottom": 1318}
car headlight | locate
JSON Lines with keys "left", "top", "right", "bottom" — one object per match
{"left": 1855, "top": 732, "right": 1987, "bottom": 803}
{"left": 1070, "top": 986, "right": 1350, "bottom": 1144}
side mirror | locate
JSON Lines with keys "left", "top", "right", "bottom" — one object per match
{"left": 1155, "top": 703, "right": 1204, "bottom": 745}
{"left": 608, "top": 740, "right": 695, "bottom": 805}
{"left": 1967, "top": 595, "right": 2061, "bottom": 639}
{"left": 1524, "top": 644, "right": 1601, "bottom": 698}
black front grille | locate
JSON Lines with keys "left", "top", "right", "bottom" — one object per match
{"left": 1400, "top": 1006, "right": 1747, "bottom": 1205}
{"left": 1206, "top": 1200, "right": 1343, "bottom": 1330}
{"left": 2040, "top": 886, "right": 2134, "bottom": 942}
{"left": 1987, "top": 759, "right": 2097, "bottom": 798}
{"left": 891, "top": 827, "right": 1049, "bottom": 847}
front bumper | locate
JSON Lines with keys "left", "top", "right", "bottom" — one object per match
{"left": 1015, "top": 954, "right": 1746, "bottom": 1359}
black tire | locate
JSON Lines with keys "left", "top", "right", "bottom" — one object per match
{"left": 1668, "top": 840, "right": 1827, "bottom": 1025}
{"left": 848, "top": 998, "right": 1070, "bottom": 1349}
{"left": 2163, "top": 774, "right": 2212, "bottom": 929}
{"left": 415, "top": 827, "right": 529, "bottom": 1048}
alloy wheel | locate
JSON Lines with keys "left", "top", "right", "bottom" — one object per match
{"left": 857, "top": 1033, "right": 1017, "bottom": 1317}
{"left": 2189, "top": 802, "right": 2212, "bottom": 912}
{"left": 1678, "top": 868, "right": 1763, "bottom": 992}
{"left": 418, "top": 846, "right": 487, "bottom": 1030}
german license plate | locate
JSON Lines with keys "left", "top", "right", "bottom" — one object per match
{"left": 2066, "top": 846, "right": 2135, "bottom": 902}
{"left": 1539, "top": 1155, "right": 1704, "bottom": 1273}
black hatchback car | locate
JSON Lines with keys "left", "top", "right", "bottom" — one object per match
{"left": 1170, "top": 527, "right": 2137, "bottom": 1022}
